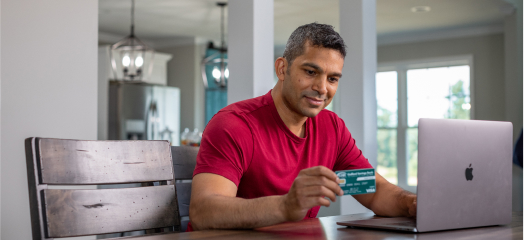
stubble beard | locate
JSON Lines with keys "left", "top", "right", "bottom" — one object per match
{"left": 282, "top": 77, "right": 323, "bottom": 118}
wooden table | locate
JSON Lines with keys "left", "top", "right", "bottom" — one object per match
{"left": 122, "top": 212, "right": 523, "bottom": 240}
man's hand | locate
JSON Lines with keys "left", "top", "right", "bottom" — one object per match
{"left": 407, "top": 196, "right": 417, "bottom": 217}
{"left": 353, "top": 173, "right": 417, "bottom": 218}
{"left": 280, "top": 166, "right": 343, "bottom": 221}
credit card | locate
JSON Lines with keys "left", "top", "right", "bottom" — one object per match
{"left": 335, "top": 168, "right": 376, "bottom": 195}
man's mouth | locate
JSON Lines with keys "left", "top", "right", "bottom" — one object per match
{"left": 304, "top": 96, "right": 324, "bottom": 106}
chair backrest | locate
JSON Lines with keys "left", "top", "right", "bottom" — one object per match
{"left": 25, "top": 137, "right": 180, "bottom": 239}
{"left": 170, "top": 146, "right": 198, "bottom": 232}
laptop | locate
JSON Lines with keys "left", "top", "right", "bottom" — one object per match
{"left": 337, "top": 118, "right": 513, "bottom": 232}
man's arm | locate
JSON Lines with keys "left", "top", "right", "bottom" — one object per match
{"left": 189, "top": 166, "right": 343, "bottom": 230}
{"left": 353, "top": 173, "right": 417, "bottom": 217}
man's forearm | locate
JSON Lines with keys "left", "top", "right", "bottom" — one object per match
{"left": 190, "top": 194, "right": 287, "bottom": 230}
{"left": 190, "top": 166, "right": 344, "bottom": 230}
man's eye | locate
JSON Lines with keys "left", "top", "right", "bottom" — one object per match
{"left": 306, "top": 70, "right": 315, "bottom": 75}
{"left": 329, "top": 77, "right": 339, "bottom": 82}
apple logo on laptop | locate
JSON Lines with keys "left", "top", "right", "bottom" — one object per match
{"left": 465, "top": 164, "right": 473, "bottom": 181}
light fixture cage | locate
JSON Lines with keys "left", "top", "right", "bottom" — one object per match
{"left": 202, "top": 2, "right": 228, "bottom": 89}
{"left": 110, "top": 0, "right": 155, "bottom": 82}
{"left": 202, "top": 48, "right": 228, "bottom": 88}
{"left": 110, "top": 35, "right": 155, "bottom": 81}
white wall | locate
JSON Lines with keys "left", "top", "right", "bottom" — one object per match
{"left": 336, "top": 0, "right": 377, "bottom": 216}
{"left": 504, "top": 5, "right": 523, "bottom": 144}
{"left": 1, "top": 0, "right": 98, "bottom": 239}
{"left": 228, "top": 0, "right": 275, "bottom": 104}
{"left": 98, "top": 46, "right": 111, "bottom": 141}
{"left": 503, "top": 1, "right": 523, "bottom": 212}
{"left": 0, "top": 2, "right": 2, "bottom": 238}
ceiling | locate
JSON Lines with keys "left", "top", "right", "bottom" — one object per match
{"left": 98, "top": 0, "right": 514, "bottom": 47}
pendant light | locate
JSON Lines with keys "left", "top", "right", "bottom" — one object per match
{"left": 110, "top": 0, "right": 154, "bottom": 81}
{"left": 201, "top": 2, "right": 228, "bottom": 89}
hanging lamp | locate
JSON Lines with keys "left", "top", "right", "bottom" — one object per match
{"left": 201, "top": 2, "right": 228, "bottom": 89}
{"left": 110, "top": 0, "right": 154, "bottom": 81}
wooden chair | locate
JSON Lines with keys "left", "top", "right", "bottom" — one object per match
{"left": 170, "top": 146, "right": 198, "bottom": 232}
{"left": 25, "top": 137, "right": 181, "bottom": 239}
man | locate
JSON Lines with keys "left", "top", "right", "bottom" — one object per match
{"left": 189, "top": 23, "right": 416, "bottom": 231}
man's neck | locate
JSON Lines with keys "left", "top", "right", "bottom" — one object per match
{"left": 271, "top": 88, "right": 308, "bottom": 138}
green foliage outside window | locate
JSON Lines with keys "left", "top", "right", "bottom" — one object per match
{"left": 377, "top": 106, "right": 398, "bottom": 184}
{"left": 447, "top": 80, "right": 470, "bottom": 120}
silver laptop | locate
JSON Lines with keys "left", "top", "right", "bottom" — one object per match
{"left": 337, "top": 118, "right": 513, "bottom": 232}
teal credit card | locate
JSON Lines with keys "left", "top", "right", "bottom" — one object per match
{"left": 335, "top": 168, "right": 376, "bottom": 195}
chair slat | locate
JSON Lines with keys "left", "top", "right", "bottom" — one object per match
{"left": 39, "top": 138, "right": 173, "bottom": 184}
{"left": 44, "top": 185, "right": 179, "bottom": 238}
{"left": 171, "top": 146, "right": 198, "bottom": 180}
{"left": 175, "top": 183, "right": 192, "bottom": 217}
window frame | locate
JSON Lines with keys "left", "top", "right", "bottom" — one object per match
{"left": 377, "top": 55, "right": 475, "bottom": 193}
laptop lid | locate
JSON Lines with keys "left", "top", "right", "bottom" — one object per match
{"left": 416, "top": 118, "right": 513, "bottom": 232}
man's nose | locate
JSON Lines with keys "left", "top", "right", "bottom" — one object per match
{"left": 312, "top": 76, "right": 328, "bottom": 96}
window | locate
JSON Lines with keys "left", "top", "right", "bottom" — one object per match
{"left": 376, "top": 56, "right": 473, "bottom": 192}
{"left": 376, "top": 71, "right": 398, "bottom": 184}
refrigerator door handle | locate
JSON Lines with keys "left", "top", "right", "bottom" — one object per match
{"left": 145, "top": 100, "right": 158, "bottom": 140}
{"left": 145, "top": 101, "right": 150, "bottom": 140}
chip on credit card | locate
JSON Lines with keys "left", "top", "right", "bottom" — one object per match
{"left": 335, "top": 168, "right": 376, "bottom": 195}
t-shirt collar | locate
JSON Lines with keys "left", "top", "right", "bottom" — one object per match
{"left": 265, "top": 90, "right": 308, "bottom": 143}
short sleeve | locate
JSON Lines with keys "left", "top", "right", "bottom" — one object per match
{"left": 333, "top": 117, "right": 373, "bottom": 171}
{"left": 193, "top": 111, "right": 254, "bottom": 186}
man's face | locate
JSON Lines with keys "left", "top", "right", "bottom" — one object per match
{"left": 281, "top": 43, "right": 344, "bottom": 118}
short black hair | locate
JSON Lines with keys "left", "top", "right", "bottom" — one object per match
{"left": 282, "top": 22, "right": 346, "bottom": 68}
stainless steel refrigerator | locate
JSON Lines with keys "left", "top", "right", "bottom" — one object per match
{"left": 108, "top": 81, "right": 180, "bottom": 145}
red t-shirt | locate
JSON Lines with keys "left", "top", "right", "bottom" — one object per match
{"left": 187, "top": 90, "right": 371, "bottom": 231}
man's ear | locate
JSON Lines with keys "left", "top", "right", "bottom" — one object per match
{"left": 274, "top": 57, "right": 287, "bottom": 81}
